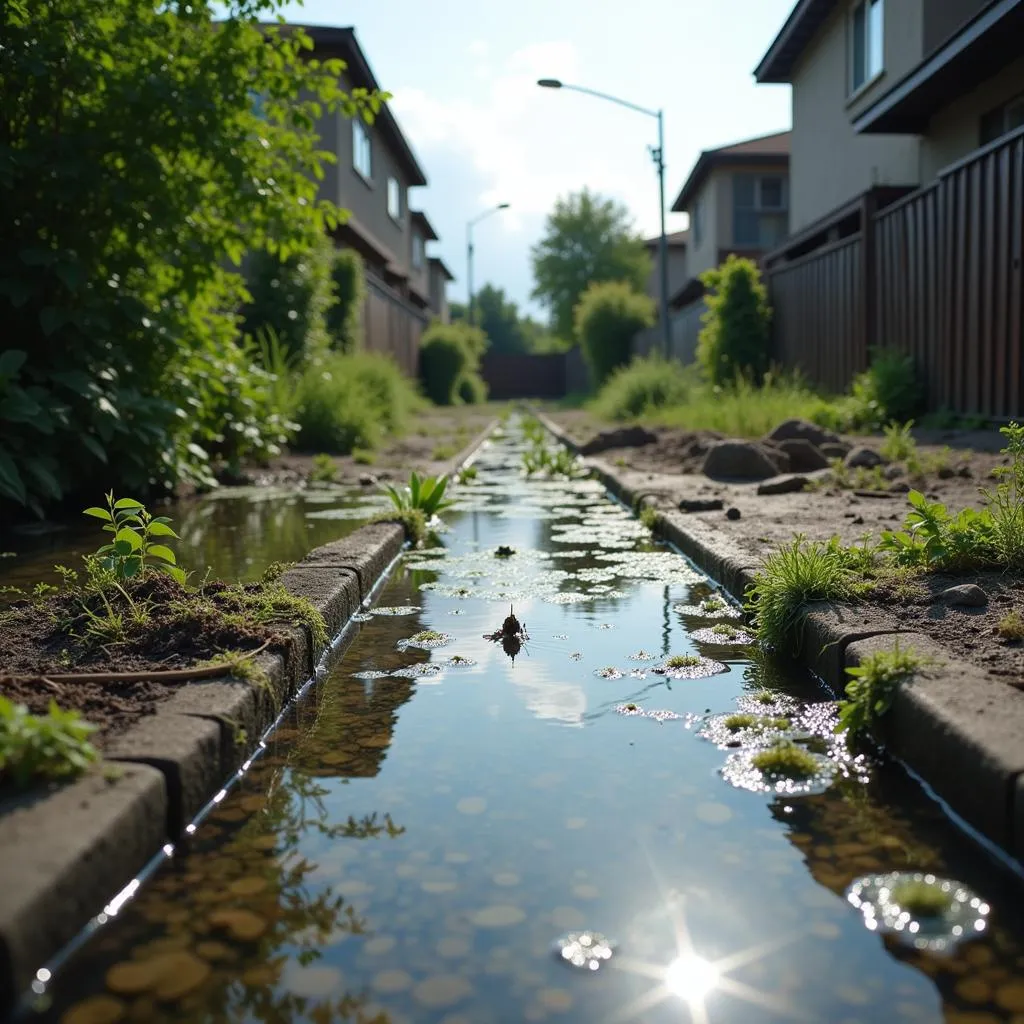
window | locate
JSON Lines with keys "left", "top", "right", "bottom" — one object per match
{"left": 850, "top": 0, "right": 884, "bottom": 93}
{"left": 353, "top": 119, "right": 372, "bottom": 180}
{"left": 732, "top": 174, "right": 789, "bottom": 248}
{"left": 387, "top": 177, "right": 402, "bottom": 221}
{"left": 412, "top": 233, "right": 424, "bottom": 270}
{"left": 691, "top": 198, "right": 703, "bottom": 247}
{"left": 980, "top": 93, "right": 1024, "bottom": 146}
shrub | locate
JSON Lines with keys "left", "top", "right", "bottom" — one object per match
{"left": 419, "top": 322, "right": 487, "bottom": 405}
{"left": 327, "top": 248, "right": 366, "bottom": 353}
{"left": 242, "top": 235, "right": 336, "bottom": 363}
{"left": 0, "top": 698, "right": 99, "bottom": 789}
{"left": 573, "top": 281, "right": 655, "bottom": 388}
{"left": 591, "top": 353, "right": 693, "bottom": 420}
{"left": 697, "top": 255, "right": 772, "bottom": 386}
{"left": 829, "top": 348, "right": 923, "bottom": 431}
{"left": 295, "top": 352, "right": 420, "bottom": 453}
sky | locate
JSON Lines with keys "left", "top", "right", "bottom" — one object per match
{"left": 281, "top": 0, "right": 796, "bottom": 320}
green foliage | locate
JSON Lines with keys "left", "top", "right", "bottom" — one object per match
{"left": 824, "top": 349, "right": 923, "bottom": 432}
{"left": 0, "top": 698, "right": 99, "bottom": 789}
{"left": 83, "top": 493, "right": 185, "bottom": 584}
{"left": 309, "top": 454, "right": 338, "bottom": 484}
{"left": 724, "top": 713, "right": 790, "bottom": 733}
{"left": 979, "top": 422, "right": 1024, "bottom": 568}
{"left": 521, "top": 440, "right": 585, "bottom": 479}
{"left": 880, "top": 421, "right": 916, "bottom": 462}
{"left": 326, "top": 248, "right": 366, "bottom": 353}
{"left": 750, "top": 740, "right": 821, "bottom": 780}
{"left": 665, "top": 654, "right": 702, "bottom": 668}
{"left": 997, "top": 610, "right": 1024, "bottom": 641}
{"left": 382, "top": 472, "right": 454, "bottom": 518}
{"left": 697, "top": 255, "right": 772, "bottom": 386}
{"left": 591, "top": 353, "right": 692, "bottom": 420}
{"left": 574, "top": 281, "right": 656, "bottom": 388}
{"left": 1, "top": 2, "right": 383, "bottom": 517}
{"left": 531, "top": 188, "right": 652, "bottom": 339}
{"left": 242, "top": 234, "right": 336, "bottom": 363}
{"left": 295, "top": 352, "right": 420, "bottom": 453}
{"left": 746, "top": 536, "right": 860, "bottom": 650}
{"left": 639, "top": 505, "right": 658, "bottom": 530}
{"left": 888, "top": 880, "right": 952, "bottom": 918}
{"left": 879, "top": 490, "right": 996, "bottom": 571}
{"left": 456, "top": 465, "right": 478, "bottom": 484}
{"left": 471, "top": 284, "right": 529, "bottom": 355}
{"left": 419, "top": 322, "right": 487, "bottom": 405}
{"left": 837, "top": 643, "right": 927, "bottom": 739}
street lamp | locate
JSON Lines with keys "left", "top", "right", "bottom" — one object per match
{"left": 467, "top": 203, "right": 510, "bottom": 326}
{"left": 537, "top": 78, "right": 671, "bottom": 356}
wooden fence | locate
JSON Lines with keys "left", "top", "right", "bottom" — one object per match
{"left": 363, "top": 273, "right": 429, "bottom": 377}
{"left": 764, "top": 126, "right": 1024, "bottom": 416}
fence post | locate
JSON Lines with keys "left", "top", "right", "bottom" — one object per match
{"left": 859, "top": 189, "right": 878, "bottom": 373}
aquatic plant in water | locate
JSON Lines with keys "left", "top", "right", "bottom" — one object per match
{"left": 846, "top": 872, "right": 990, "bottom": 952}
{"left": 615, "top": 704, "right": 682, "bottom": 722}
{"left": 595, "top": 666, "right": 624, "bottom": 679}
{"left": 721, "top": 738, "right": 836, "bottom": 795}
{"left": 396, "top": 630, "right": 452, "bottom": 651}
{"left": 652, "top": 654, "right": 728, "bottom": 680}
{"left": 691, "top": 623, "right": 756, "bottom": 645}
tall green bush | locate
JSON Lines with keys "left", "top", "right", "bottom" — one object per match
{"left": 573, "top": 281, "right": 655, "bottom": 388}
{"left": 419, "top": 322, "right": 488, "bottom": 405}
{"left": 0, "top": 1, "right": 382, "bottom": 517}
{"left": 242, "top": 235, "right": 336, "bottom": 363}
{"left": 697, "top": 255, "right": 772, "bottom": 386}
{"left": 296, "top": 352, "right": 422, "bottom": 453}
{"left": 327, "top": 248, "right": 366, "bottom": 353}
{"left": 591, "top": 353, "right": 693, "bottom": 420}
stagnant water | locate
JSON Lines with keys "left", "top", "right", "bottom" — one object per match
{"left": 16, "top": 420, "right": 1024, "bottom": 1024}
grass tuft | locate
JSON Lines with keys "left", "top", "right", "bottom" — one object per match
{"left": 998, "top": 610, "right": 1024, "bottom": 641}
{"left": 665, "top": 653, "right": 702, "bottom": 669}
{"left": 750, "top": 740, "right": 821, "bottom": 780}
{"left": 837, "top": 642, "right": 928, "bottom": 739}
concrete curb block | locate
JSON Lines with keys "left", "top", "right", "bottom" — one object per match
{"left": 0, "top": 417, "right": 496, "bottom": 1009}
{"left": 535, "top": 408, "right": 1024, "bottom": 864}
{"left": 0, "top": 764, "right": 167, "bottom": 1010}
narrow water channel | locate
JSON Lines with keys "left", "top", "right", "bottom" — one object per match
{"left": 19, "top": 419, "right": 1024, "bottom": 1024}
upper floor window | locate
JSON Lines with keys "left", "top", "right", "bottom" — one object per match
{"left": 353, "top": 119, "right": 372, "bottom": 180}
{"left": 980, "top": 93, "right": 1024, "bottom": 146}
{"left": 733, "top": 174, "right": 789, "bottom": 249}
{"left": 850, "top": 0, "right": 884, "bottom": 93}
{"left": 412, "top": 233, "right": 424, "bottom": 269}
{"left": 691, "top": 198, "right": 703, "bottom": 247}
{"left": 387, "top": 177, "right": 402, "bottom": 222}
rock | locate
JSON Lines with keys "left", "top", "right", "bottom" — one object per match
{"left": 940, "top": 584, "right": 988, "bottom": 608}
{"left": 757, "top": 474, "right": 809, "bottom": 495}
{"left": 579, "top": 425, "right": 657, "bottom": 456}
{"left": 845, "top": 446, "right": 886, "bottom": 469}
{"left": 358, "top": 474, "right": 377, "bottom": 486}
{"left": 725, "top": 507, "right": 741, "bottom": 520}
{"left": 820, "top": 442, "right": 851, "bottom": 459}
{"left": 888, "top": 481, "right": 911, "bottom": 493}
{"left": 678, "top": 497, "right": 724, "bottom": 513}
{"left": 702, "top": 440, "right": 788, "bottom": 480}
{"left": 766, "top": 419, "right": 840, "bottom": 447}
{"left": 775, "top": 438, "right": 830, "bottom": 472}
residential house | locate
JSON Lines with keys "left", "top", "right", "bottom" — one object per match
{"left": 754, "top": 0, "right": 1024, "bottom": 415}
{"left": 428, "top": 257, "right": 455, "bottom": 325}
{"left": 633, "top": 229, "right": 690, "bottom": 359}
{"left": 652, "top": 131, "right": 790, "bottom": 364}
{"left": 283, "top": 25, "right": 451, "bottom": 373}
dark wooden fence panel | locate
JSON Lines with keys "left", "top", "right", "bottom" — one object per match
{"left": 364, "top": 275, "right": 427, "bottom": 377}
{"left": 766, "top": 235, "right": 864, "bottom": 394}
{"left": 766, "top": 127, "right": 1024, "bottom": 418}
{"left": 480, "top": 353, "right": 568, "bottom": 400}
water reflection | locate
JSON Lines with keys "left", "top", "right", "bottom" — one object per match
{"left": 21, "top": 418, "right": 1024, "bottom": 1024}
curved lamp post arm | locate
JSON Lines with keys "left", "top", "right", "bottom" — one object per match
{"left": 466, "top": 202, "right": 510, "bottom": 326}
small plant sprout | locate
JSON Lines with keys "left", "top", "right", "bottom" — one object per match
{"left": 750, "top": 740, "right": 821, "bottom": 781}
{"left": 383, "top": 472, "right": 454, "bottom": 518}
{"left": 639, "top": 505, "right": 658, "bottom": 530}
{"left": 753, "top": 689, "right": 777, "bottom": 705}
{"left": 494, "top": 545, "right": 516, "bottom": 558}
{"left": 701, "top": 595, "right": 727, "bottom": 613}
{"left": 711, "top": 622, "right": 740, "bottom": 638}
{"left": 880, "top": 421, "right": 917, "bottom": 462}
{"left": 666, "top": 654, "right": 702, "bottom": 669}
{"left": 0, "top": 698, "right": 99, "bottom": 788}
{"left": 457, "top": 465, "right": 478, "bottom": 484}
{"left": 888, "top": 879, "right": 953, "bottom": 919}
{"left": 997, "top": 610, "right": 1024, "bottom": 641}
{"left": 837, "top": 643, "right": 928, "bottom": 739}
{"left": 83, "top": 492, "right": 185, "bottom": 584}
{"left": 309, "top": 454, "right": 338, "bottom": 484}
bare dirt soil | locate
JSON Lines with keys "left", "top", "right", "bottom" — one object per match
{"left": 547, "top": 409, "right": 1024, "bottom": 690}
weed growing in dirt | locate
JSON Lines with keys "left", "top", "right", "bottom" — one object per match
{"left": 750, "top": 740, "right": 821, "bottom": 780}
{"left": 309, "top": 454, "right": 338, "bottom": 484}
{"left": 456, "top": 465, "right": 478, "bottom": 484}
{"left": 837, "top": 643, "right": 928, "bottom": 740}
{"left": 0, "top": 697, "right": 98, "bottom": 788}
{"left": 880, "top": 421, "right": 916, "bottom": 462}
{"left": 746, "top": 536, "right": 859, "bottom": 649}
{"left": 353, "top": 448, "right": 376, "bottom": 465}
{"left": 879, "top": 490, "right": 996, "bottom": 571}
{"left": 432, "top": 443, "right": 458, "bottom": 461}
{"left": 980, "top": 423, "right": 1024, "bottom": 567}
{"left": 997, "top": 610, "right": 1024, "bottom": 641}
{"left": 84, "top": 493, "right": 185, "bottom": 584}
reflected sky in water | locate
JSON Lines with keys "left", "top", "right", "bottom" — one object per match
{"left": 23, "top": 419, "right": 1024, "bottom": 1024}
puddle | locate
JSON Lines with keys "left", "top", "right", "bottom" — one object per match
{"left": 18, "top": 418, "right": 1024, "bottom": 1023}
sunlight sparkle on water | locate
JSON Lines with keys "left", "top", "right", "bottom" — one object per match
{"left": 665, "top": 955, "right": 719, "bottom": 1002}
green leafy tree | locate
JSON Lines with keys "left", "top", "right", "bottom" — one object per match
{"left": 0, "top": 0, "right": 382, "bottom": 516}
{"left": 574, "top": 281, "right": 655, "bottom": 388}
{"left": 473, "top": 284, "right": 528, "bottom": 355}
{"left": 419, "top": 322, "right": 487, "bottom": 405}
{"left": 697, "top": 255, "right": 772, "bottom": 386}
{"left": 531, "top": 188, "right": 651, "bottom": 339}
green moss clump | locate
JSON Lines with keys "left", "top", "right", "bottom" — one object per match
{"left": 666, "top": 654, "right": 702, "bottom": 668}
{"left": 753, "top": 689, "right": 776, "bottom": 705}
{"left": 724, "top": 713, "right": 790, "bottom": 733}
{"left": 411, "top": 630, "right": 444, "bottom": 642}
{"left": 712, "top": 623, "right": 740, "bottom": 637}
{"left": 889, "top": 880, "right": 952, "bottom": 918}
{"left": 751, "top": 741, "right": 821, "bottom": 780}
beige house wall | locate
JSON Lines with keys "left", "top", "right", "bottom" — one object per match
{"left": 686, "top": 174, "right": 722, "bottom": 279}
{"left": 920, "top": 56, "right": 1024, "bottom": 181}
{"left": 716, "top": 161, "right": 792, "bottom": 252}
{"left": 789, "top": 0, "right": 923, "bottom": 230}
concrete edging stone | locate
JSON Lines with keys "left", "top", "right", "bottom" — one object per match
{"left": 0, "top": 419, "right": 496, "bottom": 1010}
{"left": 535, "top": 408, "right": 1024, "bottom": 865}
